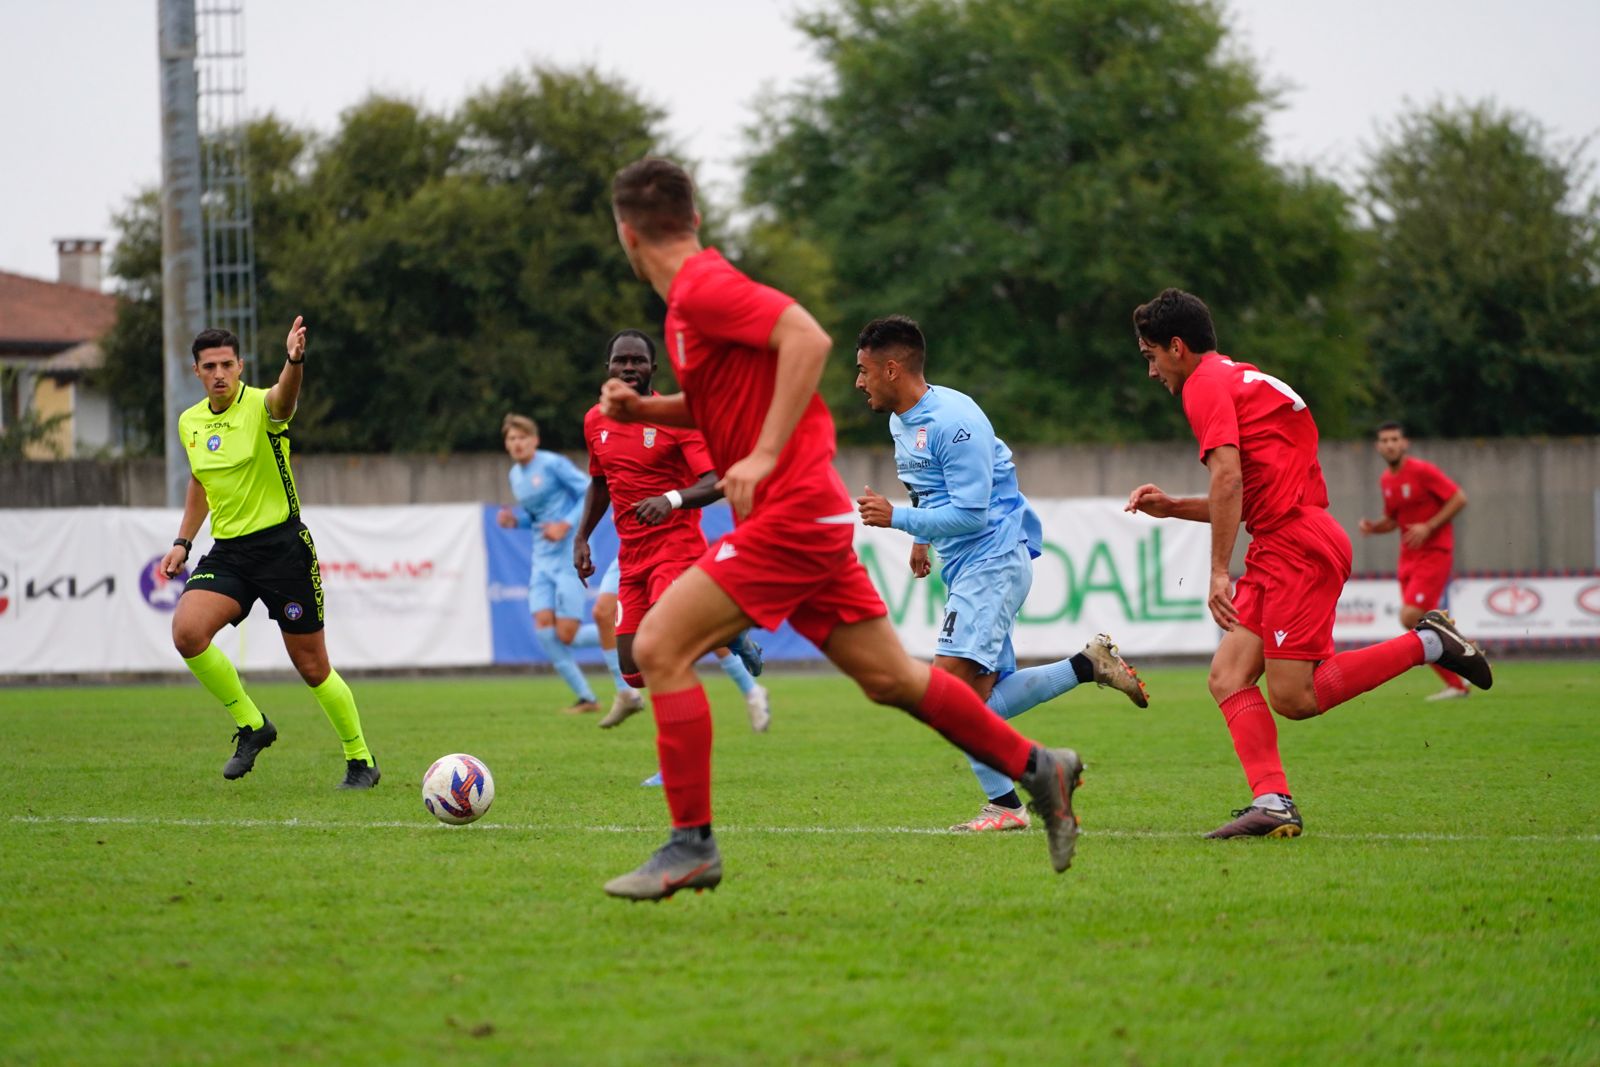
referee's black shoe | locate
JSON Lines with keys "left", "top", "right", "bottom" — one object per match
{"left": 338, "top": 758, "right": 381, "bottom": 790}
{"left": 222, "top": 716, "right": 277, "bottom": 780}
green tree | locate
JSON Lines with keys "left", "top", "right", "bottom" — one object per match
{"left": 99, "top": 66, "right": 671, "bottom": 455}
{"left": 743, "top": 0, "right": 1365, "bottom": 442}
{"left": 1360, "top": 102, "right": 1600, "bottom": 435}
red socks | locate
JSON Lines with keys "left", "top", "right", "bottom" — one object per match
{"left": 651, "top": 686, "right": 713, "bottom": 828}
{"left": 1313, "top": 632, "right": 1425, "bottom": 713}
{"left": 1218, "top": 686, "right": 1289, "bottom": 797}
{"left": 913, "top": 667, "right": 1033, "bottom": 779}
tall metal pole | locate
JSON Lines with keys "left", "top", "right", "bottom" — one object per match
{"left": 159, "top": 0, "right": 205, "bottom": 507}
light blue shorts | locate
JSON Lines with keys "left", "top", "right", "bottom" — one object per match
{"left": 529, "top": 561, "right": 587, "bottom": 619}
{"left": 599, "top": 557, "right": 621, "bottom": 596}
{"left": 936, "top": 542, "right": 1033, "bottom": 675}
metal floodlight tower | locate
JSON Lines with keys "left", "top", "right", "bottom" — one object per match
{"left": 159, "top": 0, "right": 206, "bottom": 507}
{"left": 157, "top": 0, "right": 260, "bottom": 507}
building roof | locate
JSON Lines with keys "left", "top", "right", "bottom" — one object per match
{"left": 0, "top": 269, "right": 118, "bottom": 351}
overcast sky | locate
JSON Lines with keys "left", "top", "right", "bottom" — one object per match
{"left": 3, "top": 0, "right": 1597, "bottom": 284}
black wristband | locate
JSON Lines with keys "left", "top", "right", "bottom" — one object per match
{"left": 173, "top": 537, "right": 193, "bottom": 555}
{"left": 286, "top": 355, "right": 305, "bottom": 365}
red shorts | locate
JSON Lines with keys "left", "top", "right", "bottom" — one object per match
{"left": 1398, "top": 551, "right": 1452, "bottom": 612}
{"left": 1232, "top": 507, "right": 1353, "bottom": 661}
{"left": 695, "top": 509, "right": 885, "bottom": 649}
{"left": 614, "top": 545, "right": 704, "bottom": 637}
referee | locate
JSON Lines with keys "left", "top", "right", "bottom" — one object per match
{"left": 160, "top": 317, "right": 379, "bottom": 788}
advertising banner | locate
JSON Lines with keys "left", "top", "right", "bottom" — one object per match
{"left": 0, "top": 506, "right": 490, "bottom": 675}
{"left": 1449, "top": 576, "right": 1600, "bottom": 644}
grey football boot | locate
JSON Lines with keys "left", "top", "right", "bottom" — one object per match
{"left": 603, "top": 828, "right": 723, "bottom": 901}
{"left": 1016, "top": 746, "right": 1086, "bottom": 873}
{"left": 1081, "top": 633, "right": 1149, "bottom": 708}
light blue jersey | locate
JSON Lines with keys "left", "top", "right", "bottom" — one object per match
{"left": 508, "top": 451, "right": 589, "bottom": 565}
{"left": 889, "top": 385, "right": 1041, "bottom": 585}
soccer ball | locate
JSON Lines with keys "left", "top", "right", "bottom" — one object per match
{"left": 422, "top": 753, "right": 495, "bottom": 825}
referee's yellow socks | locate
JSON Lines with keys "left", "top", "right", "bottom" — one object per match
{"left": 183, "top": 644, "right": 266, "bottom": 730}
{"left": 311, "top": 669, "right": 372, "bottom": 765}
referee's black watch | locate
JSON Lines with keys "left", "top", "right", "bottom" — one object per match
{"left": 173, "top": 537, "right": 193, "bottom": 556}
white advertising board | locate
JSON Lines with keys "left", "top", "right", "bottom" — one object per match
{"left": 0, "top": 506, "right": 490, "bottom": 675}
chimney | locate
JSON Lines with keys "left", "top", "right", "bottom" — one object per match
{"left": 55, "top": 237, "right": 104, "bottom": 291}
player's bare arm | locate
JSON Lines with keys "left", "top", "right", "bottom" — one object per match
{"left": 1358, "top": 515, "right": 1398, "bottom": 536}
{"left": 162, "top": 475, "right": 212, "bottom": 579}
{"left": 1405, "top": 488, "right": 1467, "bottom": 549}
{"left": 720, "top": 304, "right": 831, "bottom": 519}
{"left": 856, "top": 484, "right": 895, "bottom": 528}
{"left": 1125, "top": 483, "right": 1212, "bottom": 522}
{"left": 573, "top": 475, "right": 613, "bottom": 581}
{"left": 909, "top": 542, "right": 932, "bottom": 579}
{"left": 599, "top": 378, "right": 695, "bottom": 427}
{"left": 1203, "top": 445, "right": 1244, "bottom": 630}
{"left": 265, "top": 315, "right": 307, "bottom": 422}
{"left": 635, "top": 471, "right": 720, "bottom": 527}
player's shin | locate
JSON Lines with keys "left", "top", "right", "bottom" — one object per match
{"left": 183, "top": 644, "right": 266, "bottom": 730}
{"left": 1219, "top": 686, "right": 1290, "bottom": 797}
{"left": 652, "top": 687, "right": 714, "bottom": 828}
{"left": 1312, "top": 632, "right": 1425, "bottom": 712}
{"left": 535, "top": 627, "right": 597, "bottom": 702}
{"left": 911, "top": 667, "right": 1032, "bottom": 779}
{"left": 310, "top": 668, "right": 372, "bottom": 764}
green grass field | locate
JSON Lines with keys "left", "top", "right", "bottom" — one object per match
{"left": 3, "top": 661, "right": 1597, "bottom": 1065}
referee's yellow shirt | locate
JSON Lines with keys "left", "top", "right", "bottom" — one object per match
{"left": 179, "top": 384, "right": 299, "bottom": 540}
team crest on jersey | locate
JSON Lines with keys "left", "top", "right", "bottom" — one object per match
{"left": 206, "top": 434, "right": 222, "bottom": 451}
{"left": 914, "top": 427, "right": 927, "bottom": 450}
{"left": 1402, "top": 484, "right": 1412, "bottom": 499}
{"left": 643, "top": 427, "right": 657, "bottom": 449}
{"left": 600, "top": 430, "right": 609, "bottom": 444}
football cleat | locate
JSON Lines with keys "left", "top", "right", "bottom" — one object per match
{"left": 728, "top": 631, "right": 764, "bottom": 678}
{"left": 222, "top": 716, "right": 277, "bottom": 780}
{"left": 1017, "top": 746, "right": 1085, "bottom": 873}
{"left": 1424, "top": 686, "right": 1470, "bottom": 703}
{"left": 1205, "top": 801, "right": 1303, "bottom": 839}
{"left": 598, "top": 689, "right": 645, "bottom": 729}
{"left": 744, "top": 684, "right": 771, "bottom": 733}
{"left": 641, "top": 771, "right": 663, "bottom": 787}
{"left": 1415, "top": 610, "right": 1492, "bottom": 690}
{"left": 562, "top": 699, "right": 602, "bottom": 715}
{"left": 950, "top": 802, "right": 1030, "bottom": 833}
{"left": 1082, "top": 633, "right": 1149, "bottom": 708}
{"left": 603, "top": 828, "right": 723, "bottom": 901}
{"left": 338, "top": 759, "right": 381, "bottom": 790}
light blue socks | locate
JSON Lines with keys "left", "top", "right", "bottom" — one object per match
{"left": 970, "top": 660, "right": 1082, "bottom": 800}
{"left": 535, "top": 626, "right": 596, "bottom": 702}
{"left": 718, "top": 653, "right": 758, "bottom": 695}
{"left": 603, "top": 647, "right": 633, "bottom": 693}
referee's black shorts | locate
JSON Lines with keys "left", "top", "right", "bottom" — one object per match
{"left": 183, "top": 518, "right": 325, "bottom": 634}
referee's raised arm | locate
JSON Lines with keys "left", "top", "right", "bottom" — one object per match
{"left": 266, "top": 315, "right": 307, "bottom": 422}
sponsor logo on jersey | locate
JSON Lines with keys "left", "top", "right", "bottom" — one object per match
{"left": 714, "top": 541, "right": 738, "bottom": 563}
{"left": 1273, "top": 629, "right": 1288, "bottom": 646}
{"left": 206, "top": 434, "right": 222, "bottom": 451}
{"left": 600, "top": 430, "right": 609, "bottom": 444}
{"left": 643, "top": 427, "right": 657, "bottom": 449}
{"left": 951, "top": 428, "right": 971, "bottom": 443}
{"left": 914, "top": 427, "right": 927, "bottom": 450}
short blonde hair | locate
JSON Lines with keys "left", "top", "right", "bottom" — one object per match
{"left": 501, "top": 413, "right": 538, "bottom": 438}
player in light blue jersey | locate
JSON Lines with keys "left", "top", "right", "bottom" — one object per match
{"left": 854, "top": 316, "right": 1149, "bottom": 831}
{"left": 497, "top": 413, "right": 601, "bottom": 712}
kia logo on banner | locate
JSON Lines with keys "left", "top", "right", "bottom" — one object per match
{"left": 1485, "top": 583, "right": 1541, "bottom": 617}
{"left": 1578, "top": 583, "right": 1600, "bottom": 617}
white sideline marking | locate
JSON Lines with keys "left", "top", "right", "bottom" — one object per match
{"left": 8, "top": 814, "right": 1599, "bottom": 843}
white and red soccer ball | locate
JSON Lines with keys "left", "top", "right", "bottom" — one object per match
{"left": 421, "top": 753, "right": 495, "bottom": 825}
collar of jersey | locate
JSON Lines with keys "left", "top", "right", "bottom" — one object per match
{"left": 206, "top": 381, "right": 245, "bottom": 417}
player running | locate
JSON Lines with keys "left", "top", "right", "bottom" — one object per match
{"left": 573, "top": 328, "right": 769, "bottom": 738}
{"left": 497, "top": 414, "right": 601, "bottom": 713}
{"left": 1359, "top": 421, "right": 1471, "bottom": 701}
{"left": 1125, "top": 289, "right": 1491, "bottom": 838}
{"left": 160, "top": 319, "right": 379, "bottom": 789}
{"left": 600, "top": 157, "right": 1086, "bottom": 900}
{"left": 852, "top": 315, "right": 1147, "bottom": 832}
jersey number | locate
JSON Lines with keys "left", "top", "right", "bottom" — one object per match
{"left": 1242, "top": 371, "right": 1307, "bottom": 411}
{"left": 940, "top": 611, "right": 958, "bottom": 639}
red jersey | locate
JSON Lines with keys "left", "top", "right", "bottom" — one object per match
{"left": 664, "top": 248, "right": 854, "bottom": 521}
{"left": 584, "top": 403, "right": 716, "bottom": 569}
{"left": 1381, "top": 457, "right": 1459, "bottom": 558}
{"left": 1182, "top": 354, "right": 1329, "bottom": 535}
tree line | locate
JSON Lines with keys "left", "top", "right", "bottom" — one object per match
{"left": 97, "top": 0, "right": 1600, "bottom": 455}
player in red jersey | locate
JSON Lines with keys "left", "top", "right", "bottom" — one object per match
{"left": 596, "top": 157, "right": 1086, "bottom": 899}
{"left": 573, "top": 328, "right": 770, "bottom": 735}
{"left": 1124, "top": 289, "right": 1492, "bottom": 839}
{"left": 1359, "top": 422, "right": 1471, "bottom": 701}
